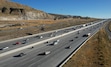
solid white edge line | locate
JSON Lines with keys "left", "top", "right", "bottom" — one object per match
{"left": 59, "top": 22, "right": 106, "bottom": 67}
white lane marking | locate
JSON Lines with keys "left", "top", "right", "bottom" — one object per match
{"left": 0, "top": 20, "right": 105, "bottom": 58}
{"left": 0, "top": 57, "right": 13, "bottom": 63}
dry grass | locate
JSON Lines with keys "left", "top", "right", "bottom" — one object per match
{"left": 0, "top": 18, "right": 98, "bottom": 41}
{"left": 0, "top": 18, "right": 97, "bottom": 30}
{"left": 63, "top": 29, "right": 111, "bottom": 67}
{"left": 109, "top": 22, "right": 111, "bottom": 31}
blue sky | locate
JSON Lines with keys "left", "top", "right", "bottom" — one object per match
{"left": 12, "top": 0, "right": 111, "bottom": 18}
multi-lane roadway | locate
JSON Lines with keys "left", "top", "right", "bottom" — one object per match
{"left": 0, "top": 20, "right": 107, "bottom": 67}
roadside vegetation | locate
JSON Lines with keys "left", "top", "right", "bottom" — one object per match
{"left": 63, "top": 28, "right": 111, "bottom": 67}
{"left": 109, "top": 21, "right": 111, "bottom": 31}
{"left": 0, "top": 18, "right": 98, "bottom": 41}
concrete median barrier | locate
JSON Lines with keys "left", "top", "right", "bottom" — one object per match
{"left": 0, "top": 20, "right": 105, "bottom": 58}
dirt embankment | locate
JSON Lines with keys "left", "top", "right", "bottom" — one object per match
{"left": 63, "top": 29, "right": 111, "bottom": 67}
{"left": 109, "top": 22, "right": 111, "bottom": 31}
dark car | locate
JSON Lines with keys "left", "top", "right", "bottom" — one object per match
{"left": 69, "top": 39, "right": 74, "bottom": 42}
{"left": 15, "top": 42, "right": 21, "bottom": 45}
{"left": 14, "top": 53, "right": 26, "bottom": 57}
{"left": 75, "top": 36, "right": 78, "bottom": 38}
{"left": 82, "top": 34, "right": 88, "bottom": 37}
{"left": 65, "top": 46, "right": 71, "bottom": 49}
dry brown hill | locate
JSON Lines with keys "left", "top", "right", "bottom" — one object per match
{"left": 0, "top": 0, "right": 94, "bottom": 20}
{"left": 0, "top": 0, "right": 54, "bottom": 20}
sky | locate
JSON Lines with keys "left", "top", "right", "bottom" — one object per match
{"left": 12, "top": 0, "right": 111, "bottom": 18}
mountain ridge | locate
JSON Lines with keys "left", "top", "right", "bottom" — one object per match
{"left": 0, "top": 0, "right": 91, "bottom": 20}
{"left": 0, "top": 0, "right": 55, "bottom": 20}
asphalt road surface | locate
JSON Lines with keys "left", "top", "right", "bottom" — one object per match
{"left": 0, "top": 20, "right": 107, "bottom": 67}
{"left": 0, "top": 21, "right": 97, "bottom": 53}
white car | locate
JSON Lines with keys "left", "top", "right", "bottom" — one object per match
{"left": 43, "top": 51, "right": 51, "bottom": 55}
{"left": 39, "top": 36, "right": 43, "bottom": 39}
{"left": 56, "top": 39, "right": 60, "bottom": 42}
{"left": 36, "top": 35, "right": 43, "bottom": 39}
{"left": 0, "top": 47, "right": 9, "bottom": 50}
{"left": 53, "top": 41, "right": 58, "bottom": 45}
{"left": 39, "top": 51, "right": 51, "bottom": 55}
{"left": 3, "top": 47, "right": 9, "bottom": 49}
{"left": 53, "top": 40, "right": 60, "bottom": 45}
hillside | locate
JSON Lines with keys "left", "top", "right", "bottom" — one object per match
{"left": 49, "top": 13, "right": 91, "bottom": 20}
{"left": 0, "top": 0, "right": 95, "bottom": 20}
{"left": 0, "top": 0, "right": 54, "bottom": 20}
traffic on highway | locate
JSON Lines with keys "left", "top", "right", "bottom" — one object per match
{"left": 0, "top": 20, "right": 107, "bottom": 67}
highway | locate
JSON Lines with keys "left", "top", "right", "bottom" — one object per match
{"left": 0, "top": 20, "right": 98, "bottom": 53}
{"left": 0, "top": 20, "right": 107, "bottom": 67}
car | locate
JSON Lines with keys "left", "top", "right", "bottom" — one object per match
{"left": 49, "top": 33, "right": 54, "bottom": 37}
{"left": 0, "top": 48, "right": 3, "bottom": 50}
{"left": 23, "top": 39, "right": 29, "bottom": 44}
{"left": 56, "top": 39, "right": 60, "bottom": 42}
{"left": 52, "top": 40, "right": 60, "bottom": 45}
{"left": 36, "top": 35, "right": 43, "bottom": 39}
{"left": 83, "top": 33, "right": 91, "bottom": 37}
{"left": 53, "top": 41, "right": 58, "bottom": 45}
{"left": 15, "top": 42, "right": 21, "bottom": 45}
{"left": 19, "top": 53, "right": 25, "bottom": 56}
{"left": 38, "top": 51, "right": 51, "bottom": 55}
{"left": 39, "top": 36, "right": 43, "bottom": 39}
{"left": 83, "top": 34, "right": 88, "bottom": 37}
{"left": 0, "top": 47, "right": 9, "bottom": 50}
{"left": 3, "top": 47, "right": 9, "bottom": 50}
{"left": 75, "top": 36, "right": 78, "bottom": 38}
{"left": 50, "top": 34, "right": 53, "bottom": 37}
{"left": 69, "top": 39, "right": 73, "bottom": 42}
{"left": 14, "top": 53, "right": 26, "bottom": 57}
{"left": 43, "top": 51, "right": 51, "bottom": 55}
{"left": 66, "top": 46, "right": 71, "bottom": 49}
{"left": 22, "top": 41, "right": 27, "bottom": 44}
